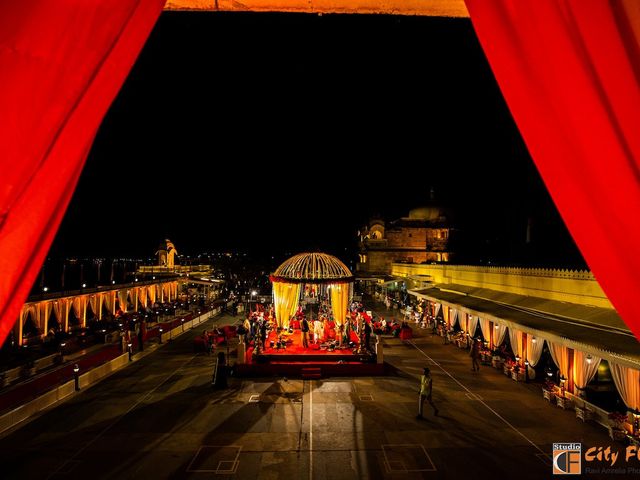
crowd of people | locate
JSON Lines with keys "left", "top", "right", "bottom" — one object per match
{"left": 232, "top": 299, "right": 388, "bottom": 354}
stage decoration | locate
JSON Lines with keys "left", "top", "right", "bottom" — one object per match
{"left": 271, "top": 253, "right": 353, "bottom": 329}
{"left": 273, "top": 282, "right": 302, "bottom": 331}
{"left": 271, "top": 252, "right": 354, "bottom": 283}
{"left": 330, "top": 283, "right": 349, "bottom": 328}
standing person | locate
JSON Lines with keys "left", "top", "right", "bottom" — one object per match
{"left": 301, "top": 317, "right": 310, "bottom": 348}
{"left": 470, "top": 339, "right": 481, "bottom": 372}
{"left": 364, "top": 320, "right": 371, "bottom": 351}
{"left": 243, "top": 317, "right": 251, "bottom": 345}
{"left": 417, "top": 367, "right": 438, "bottom": 419}
{"left": 259, "top": 319, "right": 267, "bottom": 350}
{"left": 207, "top": 332, "right": 214, "bottom": 355}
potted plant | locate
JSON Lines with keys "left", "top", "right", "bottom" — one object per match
{"left": 608, "top": 411, "right": 628, "bottom": 441}
{"left": 491, "top": 349, "right": 504, "bottom": 369}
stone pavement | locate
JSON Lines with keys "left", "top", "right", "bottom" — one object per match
{"left": 0, "top": 310, "right": 620, "bottom": 479}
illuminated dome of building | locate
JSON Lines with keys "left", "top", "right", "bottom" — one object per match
{"left": 273, "top": 252, "right": 353, "bottom": 283}
{"left": 408, "top": 206, "right": 443, "bottom": 221}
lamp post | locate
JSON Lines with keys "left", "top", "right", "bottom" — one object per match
{"left": 73, "top": 364, "right": 80, "bottom": 391}
{"left": 59, "top": 342, "right": 66, "bottom": 362}
{"left": 524, "top": 359, "right": 529, "bottom": 383}
{"left": 128, "top": 342, "right": 133, "bottom": 361}
{"left": 159, "top": 327, "right": 163, "bottom": 344}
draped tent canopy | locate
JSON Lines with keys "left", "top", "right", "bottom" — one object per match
{"left": 270, "top": 253, "right": 353, "bottom": 329}
{"left": 270, "top": 252, "right": 354, "bottom": 284}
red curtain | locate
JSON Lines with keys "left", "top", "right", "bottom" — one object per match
{"left": 466, "top": 0, "right": 640, "bottom": 341}
{"left": 0, "top": 1, "right": 165, "bottom": 345}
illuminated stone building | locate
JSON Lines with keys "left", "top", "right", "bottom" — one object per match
{"left": 356, "top": 205, "right": 454, "bottom": 278}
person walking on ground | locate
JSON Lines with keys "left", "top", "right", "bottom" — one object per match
{"left": 301, "top": 317, "right": 310, "bottom": 348}
{"left": 470, "top": 339, "right": 481, "bottom": 372}
{"left": 417, "top": 367, "right": 438, "bottom": 419}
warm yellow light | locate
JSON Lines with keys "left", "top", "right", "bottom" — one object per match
{"left": 164, "top": 0, "right": 469, "bottom": 17}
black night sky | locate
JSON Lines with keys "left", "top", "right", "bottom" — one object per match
{"left": 48, "top": 12, "right": 585, "bottom": 268}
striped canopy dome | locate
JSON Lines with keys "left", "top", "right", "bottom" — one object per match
{"left": 272, "top": 252, "right": 353, "bottom": 283}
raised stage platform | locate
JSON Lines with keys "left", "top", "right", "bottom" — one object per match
{"left": 235, "top": 329, "right": 384, "bottom": 377}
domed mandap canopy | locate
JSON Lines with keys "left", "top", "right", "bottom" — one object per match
{"left": 270, "top": 252, "right": 354, "bottom": 329}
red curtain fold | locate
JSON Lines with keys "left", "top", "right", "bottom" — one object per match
{"left": 3, "top": 0, "right": 640, "bottom": 348}
{"left": 0, "top": 1, "right": 165, "bottom": 345}
{"left": 465, "top": 0, "right": 640, "bottom": 340}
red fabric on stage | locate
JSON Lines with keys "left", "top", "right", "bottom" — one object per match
{"left": 466, "top": 0, "right": 640, "bottom": 340}
{"left": 0, "top": 1, "right": 165, "bottom": 345}
{"left": 262, "top": 330, "right": 357, "bottom": 355}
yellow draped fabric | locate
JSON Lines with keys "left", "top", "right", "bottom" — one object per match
{"left": 97, "top": 293, "right": 105, "bottom": 319}
{"left": 610, "top": 363, "right": 640, "bottom": 411}
{"left": 273, "top": 282, "right": 301, "bottom": 329}
{"left": 148, "top": 284, "right": 157, "bottom": 304}
{"left": 330, "top": 283, "right": 350, "bottom": 327}
{"left": 87, "top": 294, "right": 98, "bottom": 319}
{"left": 41, "top": 301, "right": 53, "bottom": 332}
{"left": 138, "top": 286, "right": 148, "bottom": 308}
{"left": 117, "top": 289, "right": 128, "bottom": 312}
{"left": 71, "top": 295, "right": 88, "bottom": 326}
{"left": 573, "top": 350, "right": 601, "bottom": 390}
{"left": 20, "top": 305, "right": 38, "bottom": 330}
{"left": 548, "top": 341, "right": 570, "bottom": 378}
{"left": 104, "top": 291, "right": 116, "bottom": 315}
{"left": 468, "top": 315, "right": 479, "bottom": 337}
{"left": 479, "top": 318, "right": 492, "bottom": 345}
{"left": 508, "top": 328, "right": 524, "bottom": 358}
{"left": 128, "top": 289, "right": 136, "bottom": 311}
{"left": 525, "top": 335, "right": 545, "bottom": 367}
{"left": 51, "top": 300, "right": 64, "bottom": 325}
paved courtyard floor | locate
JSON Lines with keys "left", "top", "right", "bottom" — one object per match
{"left": 0, "top": 309, "right": 619, "bottom": 479}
